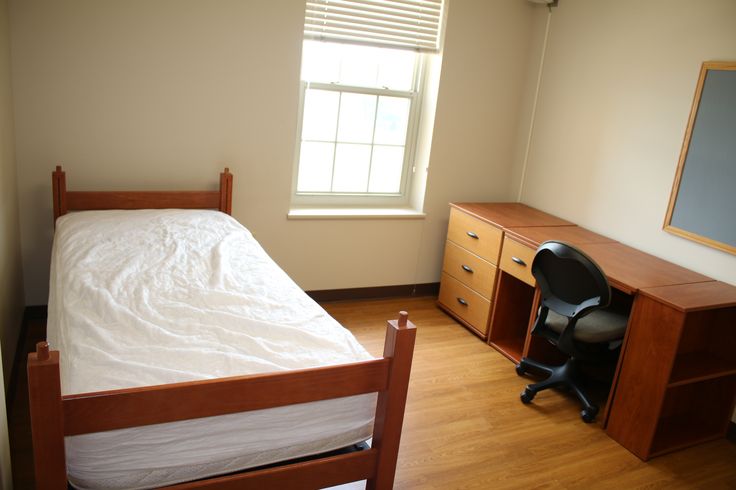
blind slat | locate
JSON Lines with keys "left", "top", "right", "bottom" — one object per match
{"left": 308, "top": 0, "right": 442, "bottom": 17}
{"left": 305, "top": 25, "right": 437, "bottom": 45}
{"left": 304, "top": 0, "right": 445, "bottom": 52}
{"left": 307, "top": 5, "right": 440, "bottom": 24}
{"left": 305, "top": 15, "right": 439, "bottom": 36}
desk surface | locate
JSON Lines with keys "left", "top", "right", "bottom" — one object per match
{"left": 505, "top": 225, "right": 614, "bottom": 248}
{"left": 576, "top": 242, "right": 713, "bottom": 295}
{"left": 450, "top": 203, "right": 573, "bottom": 228}
{"left": 500, "top": 223, "right": 713, "bottom": 296}
{"left": 639, "top": 281, "right": 736, "bottom": 312}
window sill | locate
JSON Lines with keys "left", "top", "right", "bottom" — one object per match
{"left": 287, "top": 207, "right": 426, "bottom": 220}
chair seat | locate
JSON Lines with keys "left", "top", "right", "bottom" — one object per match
{"left": 546, "top": 308, "right": 628, "bottom": 343}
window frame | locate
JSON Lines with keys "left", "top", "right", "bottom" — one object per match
{"left": 291, "top": 45, "right": 426, "bottom": 207}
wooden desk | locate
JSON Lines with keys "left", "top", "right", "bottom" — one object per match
{"left": 606, "top": 281, "right": 736, "bottom": 460}
{"left": 438, "top": 203, "right": 736, "bottom": 461}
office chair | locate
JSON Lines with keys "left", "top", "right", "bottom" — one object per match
{"left": 515, "top": 241, "right": 628, "bottom": 423}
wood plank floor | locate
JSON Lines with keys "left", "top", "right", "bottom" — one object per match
{"left": 322, "top": 297, "right": 736, "bottom": 490}
{"left": 9, "top": 296, "right": 736, "bottom": 489}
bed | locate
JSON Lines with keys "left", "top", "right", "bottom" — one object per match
{"left": 28, "top": 166, "right": 416, "bottom": 490}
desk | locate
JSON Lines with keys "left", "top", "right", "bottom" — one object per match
{"left": 438, "top": 203, "right": 736, "bottom": 461}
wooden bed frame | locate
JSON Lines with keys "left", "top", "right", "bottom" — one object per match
{"left": 52, "top": 165, "right": 234, "bottom": 222}
{"left": 29, "top": 167, "right": 416, "bottom": 489}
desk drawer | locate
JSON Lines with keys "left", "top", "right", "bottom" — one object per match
{"left": 499, "top": 237, "right": 536, "bottom": 287}
{"left": 447, "top": 208, "right": 502, "bottom": 264}
{"left": 438, "top": 272, "right": 492, "bottom": 334}
{"left": 442, "top": 240, "right": 497, "bottom": 299}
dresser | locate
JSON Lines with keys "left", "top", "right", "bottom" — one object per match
{"left": 437, "top": 202, "right": 736, "bottom": 461}
{"left": 437, "top": 203, "right": 571, "bottom": 340}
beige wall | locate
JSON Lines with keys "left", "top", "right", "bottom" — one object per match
{"left": 0, "top": 0, "right": 20, "bottom": 484}
{"left": 518, "top": 0, "right": 736, "bottom": 285}
{"left": 11, "top": 0, "right": 539, "bottom": 305}
{"left": 0, "top": 0, "right": 22, "bottom": 384}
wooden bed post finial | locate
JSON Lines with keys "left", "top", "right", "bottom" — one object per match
{"left": 36, "top": 341, "right": 50, "bottom": 361}
{"left": 398, "top": 311, "right": 408, "bottom": 328}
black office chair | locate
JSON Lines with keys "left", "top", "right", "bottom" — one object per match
{"left": 515, "top": 241, "right": 628, "bottom": 423}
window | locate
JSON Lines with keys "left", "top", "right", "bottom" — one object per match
{"left": 292, "top": 0, "right": 445, "bottom": 209}
{"left": 294, "top": 41, "right": 422, "bottom": 203}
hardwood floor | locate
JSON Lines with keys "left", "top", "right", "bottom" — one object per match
{"left": 322, "top": 297, "right": 736, "bottom": 490}
{"left": 9, "top": 297, "right": 736, "bottom": 489}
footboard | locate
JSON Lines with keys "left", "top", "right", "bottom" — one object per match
{"left": 28, "top": 313, "right": 416, "bottom": 490}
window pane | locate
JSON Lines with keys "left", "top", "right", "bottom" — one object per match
{"left": 302, "top": 89, "right": 339, "bottom": 141}
{"left": 301, "top": 41, "right": 340, "bottom": 83}
{"left": 339, "top": 44, "right": 380, "bottom": 88}
{"left": 297, "top": 142, "right": 334, "bottom": 192}
{"left": 369, "top": 146, "right": 404, "bottom": 193}
{"left": 376, "top": 50, "right": 416, "bottom": 91}
{"left": 337, "top": 93, "right": 377, "bottom": 144}
{"left": 374, "top": 97, "right": 411, "bottom": 145}
{"left": 332, "top": 144, "right": 371, "bottom": 192}
{"left": 302, "top": 41, "right": 416, "bottom": 91}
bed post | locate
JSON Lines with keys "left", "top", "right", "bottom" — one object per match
{"left": 52, "top": 165, "right": 67, "bottom": 224}
{"left": 27, "top": 341, "right": 68, "bottom": 489}
{"left": 219, "top": 167, "right": 233, "bottom": 215}
{"left": 368, "top": 311, "right": 416, "bottom": 490}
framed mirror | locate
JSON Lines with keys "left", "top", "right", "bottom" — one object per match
{"left": 664, "top": 61, "right": 736, "bottom": 255}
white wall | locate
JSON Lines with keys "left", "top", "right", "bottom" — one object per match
{"left": 0, "top": 0, "right": 20, "bottom": 484}
{"left": 11, "top": 0, "right": 540, "bottom": 305}
{"left": 518, "top": 0, "right": 736, "bottom": 284}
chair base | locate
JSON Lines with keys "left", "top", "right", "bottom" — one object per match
{"left": 516, "top": 357, "right": 599, "bottom": 423}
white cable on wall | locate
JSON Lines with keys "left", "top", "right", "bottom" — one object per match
{"left": 516, "top": 7, "right": 553, "bottom": 202}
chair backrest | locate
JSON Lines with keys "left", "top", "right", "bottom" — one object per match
{"left": 532, "top": 241, "right": 611, "bottom": 318}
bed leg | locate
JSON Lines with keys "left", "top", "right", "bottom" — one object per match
{"left": 367, "top": 311, "right": 416, "bottom": 490}
{"left": 27, "top": 341, "right": 67, "bottom": 489}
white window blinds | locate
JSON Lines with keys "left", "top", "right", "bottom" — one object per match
{"left": 304, "top": 0, "right": 445, "bottom": 52}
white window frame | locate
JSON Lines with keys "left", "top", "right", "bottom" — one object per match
{"left": 291, "top": 49, "right": 426, "bottom": 207}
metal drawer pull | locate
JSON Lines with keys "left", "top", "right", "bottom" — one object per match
{"left": 461, "top": 264, "right": 474, "bottom": 273}
{"left": 511, "top": 256, "right": 527, "bottom": 267}
{"left": 457, "top": 297, "right": 468, "bottom": 306}
{"left": 466, "top": 231, "right": 479, "bottom": 239}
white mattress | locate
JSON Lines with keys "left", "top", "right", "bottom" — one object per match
{"left": 47, "top": 209, "right": 376, "bottom": 490}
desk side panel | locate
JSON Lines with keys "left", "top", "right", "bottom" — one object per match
{"left": 606, "top": 295, "right": 684, "bottom": 460}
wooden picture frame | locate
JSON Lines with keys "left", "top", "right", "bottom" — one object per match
{"left": 664, "top": 61, "right": 736, "bottom": 255}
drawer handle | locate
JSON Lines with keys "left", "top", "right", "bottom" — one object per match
{"left": 511, "top": 256, "right": 527, "bottom": 267}
{"left": 461, "top": 264, "right": 474, "bottom": 273}
{"left": 457, "top": 297, "right": 468, "bottom": 306}
{"left": 466, "top": 231, "right": 479, "bottom": 239}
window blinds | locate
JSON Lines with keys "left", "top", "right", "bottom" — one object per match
{"left": 304, "top": 0, "right": 445, "bottom": 52}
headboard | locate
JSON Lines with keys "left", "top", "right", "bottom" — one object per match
{"left": 52, "top": 166, "right": 233, "bottom": 222}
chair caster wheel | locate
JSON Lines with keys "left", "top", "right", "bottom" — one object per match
{"left": 581, "top": 407, "right": 598, "bottom": 423}
{"left": 515, "top": 363, "right": 526, "bottom": 376}
{"left": 520, "top": 388, "right": 535, "bottom": 404}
